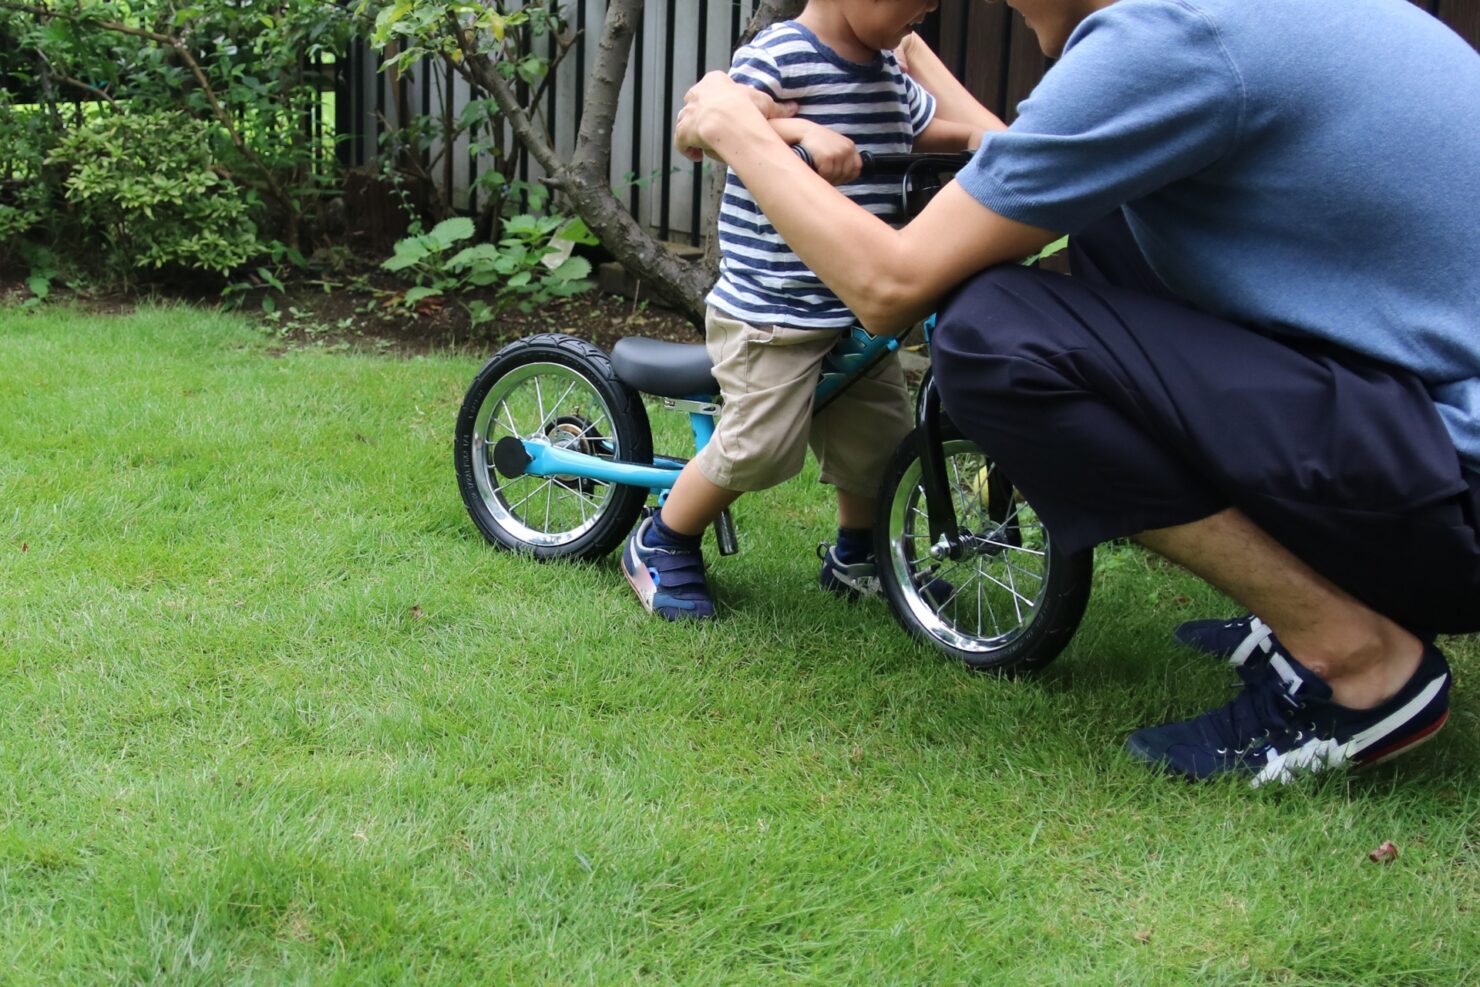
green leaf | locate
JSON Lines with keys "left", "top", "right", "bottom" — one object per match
{"left": 554, "top": 218, "right": 600, "bottom": 246}
{"left": 381, "top": 253, "right": 421, "bottom": 273}
{"left": 548, "top": 256, "right": 592, "bottom": 282}
{"left": 502, "top": 214, "right": 539, "bottom": 236}
{"left": 403, "top": 286, "right": 443, "bottom": 304}
{"left": 428, "top": 217, "right": 475, "bottom": 249}
{"left": 257, "top": 267, "right": 285, "bottom": 292}
{"left": 516, "top": 57, "right": 548, "bottom": 85}
{"left": 446, "top": 244, "right": 501, "bottom": 270}
{"left": 465, "top": 300, "right": 494, "bottom": 326}
{"left": 25, "top": 275, "right": 50, "bottom": 300}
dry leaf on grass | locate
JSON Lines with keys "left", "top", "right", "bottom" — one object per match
{"left": 1368, "top": 840, "right": 1400, "bottom": 863}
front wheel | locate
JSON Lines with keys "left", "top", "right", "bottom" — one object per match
{"left": 876, "top": 425, "right": 1092, "bottom": 673}
{"left": 454, "top": 333, "right": 652, "bottom": 560}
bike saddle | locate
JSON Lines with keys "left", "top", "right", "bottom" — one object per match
{"left": 610, "top": 337, "right": 719, "bottom": 398}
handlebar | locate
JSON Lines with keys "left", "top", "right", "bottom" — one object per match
{"left": 790, "top": 145, "right": 973, "bottom": 177}
{"left": 788, "top": 146, "right": 973, "bottom": 220}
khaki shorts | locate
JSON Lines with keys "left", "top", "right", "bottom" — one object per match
{"left": 693, "top": 308, "right": 914, "bottom": 496}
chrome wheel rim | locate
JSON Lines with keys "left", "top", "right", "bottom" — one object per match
{"left": 886, "top": 439, "right": 1055, "bottom": 654}
{"left": 471, "top": 362, "right": 622, "bottom": 547}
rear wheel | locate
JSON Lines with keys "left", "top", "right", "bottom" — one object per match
{"left": 454, "top": 333, "right": 652, "bottom": 560}
{"left": 876, "top": 424, "right": 1092, "bottom": 673}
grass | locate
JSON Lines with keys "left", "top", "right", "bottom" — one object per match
{"left": 0, "top": 304, "right": 1476, "bottom": 984}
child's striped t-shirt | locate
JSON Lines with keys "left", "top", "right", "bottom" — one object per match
{"left": 706, "top": 21, "right": 937, "bottom": 330}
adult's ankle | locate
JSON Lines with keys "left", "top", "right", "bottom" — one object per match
{"left": 1297, "top": 622, "right": 1425, "bottom": 710}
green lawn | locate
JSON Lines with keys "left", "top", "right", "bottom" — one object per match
{"left": 1, "top": 305, "right": 1476, "bottom": 984}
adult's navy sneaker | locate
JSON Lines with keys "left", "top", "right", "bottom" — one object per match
{"left": 1175, "top": 614, "right": 1439, "bottom": 669}
{"left": 1173, "top": 614, "right": 1274, "bottom": 666}
{"left": 1127, "top": 641, "right": 1451, "bottom": 786}
{"left": 622, "top": 517, "right": 715, "bottom": 621}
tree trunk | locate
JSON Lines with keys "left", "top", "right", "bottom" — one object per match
{"left": 740, "top": 0, "right": 807, "bottom": 45}
{"left": 456, "top": 0, "right": 708, "bottom": 328}
{"left": 698, "top": 0, "right": 806, "bottom": 280}
{"left": 456, "top": 0, "right": 807, "bottom": 331}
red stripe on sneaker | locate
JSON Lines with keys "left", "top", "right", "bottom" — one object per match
{"left": 1358, "top": 709, "right": 1449, "bottom": 766}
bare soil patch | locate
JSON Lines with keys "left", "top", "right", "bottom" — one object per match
{"left": 0, "top": 261, "right": 700, "bottom": 356}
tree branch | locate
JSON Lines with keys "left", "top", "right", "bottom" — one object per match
{"left": 740, "top": 0, "right": 806, "bottom": 46}
{"left": 55, "top": 73, "right": 119, "bottom": 108}
{"left": 450, "top": 1, "right": 711, "bottom": 326}
{"left": 700, "top": 0, "right": 805, "bottom": 278}
{"left": 451, "top": 12, "right": 565, "bottom": 177}
{"left": 570, "top": 0, "right": 642, "bottom": 178}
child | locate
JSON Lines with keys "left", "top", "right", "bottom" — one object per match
{"left": 623, "top": 1, "right": 981, "bottom": 620}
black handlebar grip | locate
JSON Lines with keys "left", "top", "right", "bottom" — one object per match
{"left": 790, "top": 146, "right": 966, "bottom": 178}
{"left": 792, "top": 144, "right": 877, "bottom": 176}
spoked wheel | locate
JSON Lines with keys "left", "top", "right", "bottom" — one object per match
{"left": 454, "top": 333, "right": 652, "bottom": 560}
{"left": 876, "top": 424, "right": 1092, "bottom": 673}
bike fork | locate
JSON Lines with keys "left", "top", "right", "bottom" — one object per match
{"left": 917, "top": 382, "right": 965, "bottom": 559}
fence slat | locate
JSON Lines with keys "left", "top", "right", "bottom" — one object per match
{"left": 1437, "top": 0, "right": 1480, "bottom": 47}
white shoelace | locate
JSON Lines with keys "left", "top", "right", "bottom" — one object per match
{"left": 1228, "top": 616, "right": 1274, "bottom": 667}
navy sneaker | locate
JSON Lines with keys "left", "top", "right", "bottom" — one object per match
{"left": 1173, "top": 614, "right": 1275, "bottom": 667}
{"left": 1127, "top": 641, "right": 1451, "bottom": 786}
{"left": 622, "top": 517, "right": 716, "bottom": 621}
{"left": 818, "top": 542, "right": 881, "bottom": 600}
{"left": 818, "top": 542, "right": 956, "bottom": 608}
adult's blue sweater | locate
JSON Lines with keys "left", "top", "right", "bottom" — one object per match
{"left": 959, "top": 0, "right": 1480, "bottom": 471}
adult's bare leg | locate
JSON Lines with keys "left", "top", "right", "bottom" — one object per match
{"left": 1135, "top": 507, "right": 1423, "bottom": 710}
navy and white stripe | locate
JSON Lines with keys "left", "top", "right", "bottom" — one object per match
{"left": 707, "top": 21, "right": 936, "bottom": 330}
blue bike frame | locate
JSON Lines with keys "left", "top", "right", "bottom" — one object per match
{"left": 506, "top": 325, "right": 913, "bottom": 503}
{"left": 496, "top": 149, "right": 969, "bottom": 549}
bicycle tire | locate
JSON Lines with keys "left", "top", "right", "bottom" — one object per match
{"left": 875, "top": 422, "right": 1092, "bottom": 673}
{"left": 454, "top": 333, "right": 652, "bottom": 560}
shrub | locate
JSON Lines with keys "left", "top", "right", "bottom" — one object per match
{"left": 47, "top": 110, "right": 264, "bottom": 279}
{"left": 0, "top": 96, "right": 49, "bottom": 251}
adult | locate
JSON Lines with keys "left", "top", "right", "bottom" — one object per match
{"left": 674, "top": 0, "right": 1480, "bottom": 784}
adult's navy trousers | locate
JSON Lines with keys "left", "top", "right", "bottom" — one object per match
{"left": 931, "top": 213, "right": 1480, "bottom": 634}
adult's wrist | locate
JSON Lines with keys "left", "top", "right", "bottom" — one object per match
{"left": 699, "top": 98, "right": 773, "bottom": 163}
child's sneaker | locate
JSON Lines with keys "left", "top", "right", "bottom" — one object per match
{"left": 818, "top": 542, "right": 880, "bottom": 600}
{"left": 1126, "top": 640, "right": 1451, "bottom": 786}
{"left": 622, "top": 516, "right": 716, "bottom": 621}
{"left": 818, "top": 542, "right": 957, "bottom": 608}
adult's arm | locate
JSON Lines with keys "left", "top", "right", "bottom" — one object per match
{"left": 895, "top": 32, "right": 1007, "bottom": 134}
{"left": 677, "top": 73, "right": 1053, "bottom": 333}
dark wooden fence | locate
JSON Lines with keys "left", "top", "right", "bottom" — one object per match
{"left": 9, "top": 0, "right": 1472, "bottom": 244}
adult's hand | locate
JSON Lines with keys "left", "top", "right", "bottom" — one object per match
{"left": 675, "top": 71, "right": 797, "bottom": 163}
